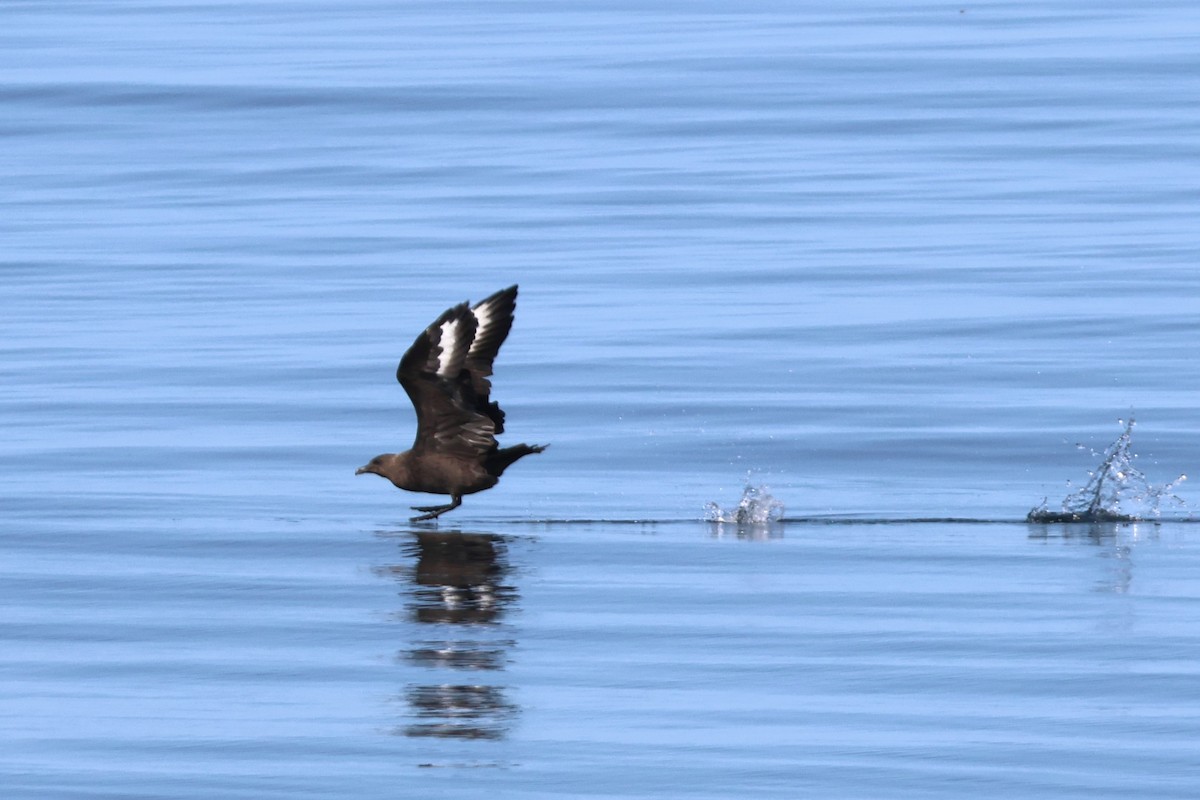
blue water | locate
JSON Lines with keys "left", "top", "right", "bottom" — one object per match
{"left": 4, "top": 1, "right": 1200, "bottom": 797}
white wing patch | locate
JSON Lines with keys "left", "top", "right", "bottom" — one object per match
{"left": 435, "top": 317, "right": 467, "bottom": 377}
{"left": 469, "top": 300, "right": 495, "bottom": 357}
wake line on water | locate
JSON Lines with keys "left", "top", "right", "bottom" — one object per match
{"left": 482, "top": 515, "right": 1200, "bottom": 526}
{"left": 691, "top": 418, "right": 1192, "bottom": 528}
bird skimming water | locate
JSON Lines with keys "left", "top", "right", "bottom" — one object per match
{"left": 356, "top": 285, "right": 547, "bottom": 521}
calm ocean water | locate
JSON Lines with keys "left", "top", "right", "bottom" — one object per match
{"left": 3, "top": 1, "right": 1200, "bottom": 797}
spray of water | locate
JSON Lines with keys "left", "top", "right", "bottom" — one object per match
{"left": 704, "top": 483, "right": 785, "bottom": 525}
{"left": 1027, "top": 418, "right": 1188, "bottom": 523}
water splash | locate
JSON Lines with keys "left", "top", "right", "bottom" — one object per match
{"left": 704, "top": 483, "right": 785, "bottom": 525}
{"left": 1027, "top": 418, "right": 1188, "bottom": 523}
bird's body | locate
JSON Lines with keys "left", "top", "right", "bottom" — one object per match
{"left": 356, "top": 285, "right": 546, "bottom": 521}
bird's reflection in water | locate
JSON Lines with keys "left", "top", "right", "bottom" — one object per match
{"left": 377, "top": 530, "right": 520, "bottom": 740}
{"left": 404, "top": 685, "right": 517, "bottom": 740}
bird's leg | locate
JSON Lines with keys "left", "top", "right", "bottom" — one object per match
{"left": 409, "top": 495, "right": 462, "bottom": 522}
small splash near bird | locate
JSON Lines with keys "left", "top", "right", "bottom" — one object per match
{"left": 1027, "top": 418, "right": 1188, "bottom": 523}
{"left": 704, "top": 483, "right": 785, "bottom": 525}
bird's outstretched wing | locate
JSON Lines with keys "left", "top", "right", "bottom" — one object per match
{"left": 396, "top": 285, "right": 518, "bottom": 457}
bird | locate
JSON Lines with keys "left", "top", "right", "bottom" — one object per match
{"left": 356, "top": 285, "right": 547, "bottom": 522}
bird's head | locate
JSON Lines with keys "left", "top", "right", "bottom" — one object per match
{"left": 355, "top": 455, "right": 386, "bottom": 477}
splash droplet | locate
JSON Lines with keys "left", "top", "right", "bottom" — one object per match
{"left": 1028, "top": 418, "right": 1189, "bottom": 523}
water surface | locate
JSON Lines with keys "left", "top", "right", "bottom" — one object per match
{"left": 3, "top": 1, "right": 1200, "bottom": 797}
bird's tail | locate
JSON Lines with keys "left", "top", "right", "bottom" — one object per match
{"left": 486, "top": 443, "right": 548, "bottom": 476}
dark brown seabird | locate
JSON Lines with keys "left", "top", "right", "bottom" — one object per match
{"left": 356, "top": 285, "right": 547, "bottom": 522}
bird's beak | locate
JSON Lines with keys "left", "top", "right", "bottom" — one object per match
{"left": 355, "top": 466, "right": 369, "bottom": 475}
